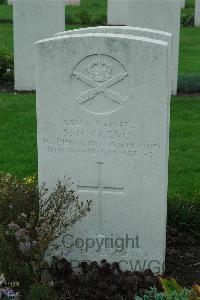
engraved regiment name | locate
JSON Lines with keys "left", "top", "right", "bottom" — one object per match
{"left": 42, "top": 119, "right": 160, "bottom": 158}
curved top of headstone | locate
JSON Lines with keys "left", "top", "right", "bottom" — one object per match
{"left": 36, "top": 32, "right": 168, "bottom": 47}
{"left": 54, "top": 26, "right": 172, "bottom": 38}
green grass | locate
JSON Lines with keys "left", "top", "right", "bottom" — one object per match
{"left": 168, "top": 96, "right": 200, "bottom": 201}
{"left": 0, "top": 93, "right": 37, "bottom": 177}
{"left": 65, "top": 0, "right": 107, "bottom": 25}
{"left": 0, "top": 4, "right": 13, "bottom": 22}
{"left": 0, "top": 93, "right": 200, "bottom": 202}
{"left": 182, "top": 0, "right": 195, "bottom": 16}
{"left": 0, "top": 23, "right": 13, "bottom": 51}
{"left": 179, "top": 28, "right": 200, "bottom": 74}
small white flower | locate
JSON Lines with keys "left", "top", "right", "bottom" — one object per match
{"left": 0, "top": 274, "right": 6, "bottom": 286}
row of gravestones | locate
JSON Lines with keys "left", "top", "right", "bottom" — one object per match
{"left": 13, "top": 0, "right": 185, "bottom": 272}
{"left": 8, "top": 0, "right": 80, "bottom": 5}
{"left": 13, "top": 0, "right": 200, "bottom": 94}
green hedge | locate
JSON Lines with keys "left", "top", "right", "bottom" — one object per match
{"left": 178, "top": 74, "right": 200, "bottom": 93}
{"left": 181, "top": 14, "right": 194, "bottom": 27}
{"left": 0, "top": 45, "right": 14, "bottom": 87}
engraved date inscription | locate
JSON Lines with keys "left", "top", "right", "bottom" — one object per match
{"left": 41, "top": 119, "right": 160, "bottom": 158}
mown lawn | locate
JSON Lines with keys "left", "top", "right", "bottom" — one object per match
{"left": 168, "top": 96, "right": 200, "bottom": 202}
{"left": 0, "top": 93, "right": 199, "bottom": 202}
{"left": 179, "top": 27, "right": 200, "bottom": 74}
{"left": 0, "top": 93, "right": 37, "bottom": 178}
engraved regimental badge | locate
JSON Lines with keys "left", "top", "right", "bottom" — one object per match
{"left": 71, "top": 54, "right": 128, "bottom": 114}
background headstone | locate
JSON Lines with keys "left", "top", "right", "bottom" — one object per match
{"left": 13, "top": 0, "right": 65, "bottom": 91}
{"left": 180, "top": 0, "right": 185, "bottom": 8}
{"left": 9, "top": 0, "right": 80, "bottom": 5}
{"left": 195, "top": 0, "right": 200, "bottom": 26}
{"left": 35, "top": 31, "right": 170, "bottom": 272}
{"left": 107, "top": 0, "right": 130, "bottom": 25}
{"left": 107, "top": 0, "right": 181, "bottom": 95}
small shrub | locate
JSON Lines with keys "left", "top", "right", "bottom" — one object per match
{"left": 78, "top": 8, "right": 91, "bottom": 25}
{"left": 168, "top": 199, "right": 200, "bottom": 233}
{"left": 91, "top": 13, "right": 107, "bottom": 26}
{"left": 0, "top": 173, "right": 91, "bottom": 298}
{"left": 135, "top": 287, "right": 191, "bottom": 300}
{"left": 65, "top": 14, "right": 75, "bottom": 25}
{"left": 178, "top": 74, "right": 200, "bottom": 94}
{"left": 0, "top": 45, "right": 14, "bottom": 87}
{"left": 26, "top": 283, "right": 56, "bottom": 300}
{"left": 181, "top": 15, "right": 194, "bottom": 27}
{"left": 47, "top": 258, "right": 161, "bottom": 299}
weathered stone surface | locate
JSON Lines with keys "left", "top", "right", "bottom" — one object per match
{"left": 107, "top": 0, "right": 181, "bottom": 95}
{"left": 35, "top": 32, "right": 170, "bottom": 273}
{"left": 13, "top": 0, "right": 65, "bottom": 90}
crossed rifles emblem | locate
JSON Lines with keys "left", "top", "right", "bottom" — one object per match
{"left": 73, "top": 70, "right": 128, "bottom": 105}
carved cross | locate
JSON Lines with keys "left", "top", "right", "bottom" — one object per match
{"left": 77, "top": 162, "right": 124, "bottom": 234}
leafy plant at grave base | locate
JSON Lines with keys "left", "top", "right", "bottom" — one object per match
{"left": 27, "top": 258, "right": 200, "bottom": 300}
{"left": 0, "top": 44, "right": 14, "bottom": 87}
{"left": 135, "top": 287, "right": 191, "bottom": 300}
{"left": 136, "top": 278, "right": 200, "bottom": 300}
{"left": 159, "top": 278, "right": 200, "bottom": 300}
{"left": 178, "top": 74, "right": 200, "bottom": 94}
{"left": 25, "top": 283, "right": 57, "bottom": 300}
{"left": 167, "top": 199, "right": 200, "bottom": 234}
{"left": 0, "top": 172, "right": 91, "bottom": 299}
{"left": 39, "top": 258, "right": 163, "bottom": 299}
{"left": 181, "top": 15, "right": 194, "bottom": 27}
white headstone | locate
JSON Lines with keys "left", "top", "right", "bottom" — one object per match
{"left": 13, "top": 0, "right": 65, "bottom": 91}
{"left": 35, "top": 32, "right": 170, "bottom": 273}
{"left": 195, "top": 0, "right": 200, "bottom": 26}
{"left": 107, "top": 0, "right": 181, "bottom": 95}
{"left": 54, "top": 26, "right": 172, "bottom": 93}
{"left": 107, "top": 0, "right": 130, "bottom": 25}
